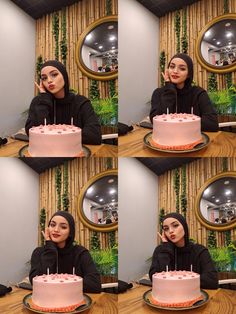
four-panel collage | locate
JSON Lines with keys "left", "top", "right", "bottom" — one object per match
{"left": 0, "top": 0, "right": 236, "bottom": 313}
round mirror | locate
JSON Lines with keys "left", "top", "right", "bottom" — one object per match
{"left": 195, "top": 172, "right": 236, "bottom": 231}
{"left": 195, "top": 14, "right": 236, "bottom": 74}
{"left": 78, "top": 170, "right": 118, "bottom": 232}
{"left": 76, "top": 16, "right": 118, "bottom": 81}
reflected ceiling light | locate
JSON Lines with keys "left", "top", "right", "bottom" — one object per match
{"left": 224, "top": 180, "right": 230, "bottom": 184}
{"left": 85, "top": 33, "right": 92, "bottom": 41}
{"left": 227, "top": 200, "right": 231, "bottom": 203}
{"left": 203, "top": 187, "right": 210, "bottom": 195}
{"left": 99, "top": 198, "right": 104, "bottom": 202}
{"left": 108, "top": 178, "right": 114, "bottom": 183}
{"left": 213, "top": 38, "right": 216, "bottom": 41}
{"left": 205, "top": 30, "right": 211, "bottom": 38}
{"left": 108, "top": 25, "right": 114, "bottom": 29}
{"left": 225, "top": 22, "right": 231, "bottom": 27}
{"left": 109, "top": 35, "right": 116, "bottom": 41}
{"left": 87, "top": 187, "right": 94, "bottom": 194}
{"left": 225, "top": 190, "right": 232, "bottom": 195}
{"left": 109, "top": 189, "right": 116, "bottom": 194}
{"left": 98, "top": 45, "right": 103, "bottom": 49}
{"left": 226, "top": 32, "right": 233, "bottom": 38}
{"left": 212, "top": 195, "right": 216, "bottom": 199}
{"left": 215, "top": 199, "right": 220, "bottom": 202}
{"left": 216, "top": 41, "right": 221, "bottom": 45}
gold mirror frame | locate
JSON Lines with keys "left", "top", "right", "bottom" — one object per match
{"left": 195, "top": 14, "right": 236, "bottom": 74}
{"left": 195, "top": 171, "right": 236, "bottom": 231}
{"left": 76, "top": 16, "right": 118, "bottom": 81}
{"left": 78, "top": 169, "right": 118, "bottom": 232}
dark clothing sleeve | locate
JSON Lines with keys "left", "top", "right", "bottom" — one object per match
{"left": 29, "top": 241, "right": 58, "bottom": 284}
{"left": 197, "top": 91, "right": 219, "bottom": 132}
{"left": 76, "top": 250, "right": 101, "bottom": 293}
{"left": 78, "top": 98, "right": 102, "bottom": 145}
{"left": 198, "top": 248, "right": 218, "bottom": 289}
{"left": 150, "top": 83, "right": 177, "bottom": 123}
{"left": 149, "top": 243, "right": 175, "bottom": 281}
{"left": 25, "top": 94, "right": 54, "bottom": 136}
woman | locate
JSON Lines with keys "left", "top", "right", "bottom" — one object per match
{"left": 25, "top": 60, "right": 101, "bottom": 145}
{"left": 149, "top": 212, "right": 218, "bottom": 289}
{"left": 29, "top": 211, "right": 101, "bottom": 293}
{"left": 150, "top": 53, "right": 219, "bottom": 132}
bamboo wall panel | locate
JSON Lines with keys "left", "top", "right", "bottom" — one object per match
{"left": 159, "top": 0, "right": 236, "bottom": 90}
{"left": 39, "top": 157, "right": 118, "bottom": 250}
{"left": 158, "top": 158, "right": 236, "bottom": 247}
{"left": 35, "top": 0, "right": 118, "bottom": 98}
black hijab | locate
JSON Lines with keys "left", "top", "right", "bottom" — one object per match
{"left": 162, "top": 212, "right": 189, "bottom": 247}
{"left": 41, "top": 60, "right": 70, "bottom": 97}
{"left": 168, "top": 53, "right": 193, "bottom": 89}
{"left": 48, "top": 211, "right": 75, "bottom": 250}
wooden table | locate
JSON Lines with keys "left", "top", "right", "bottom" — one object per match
{"left": 0, "top": 287, "right": 118, "bottom": 314}
{"left": 118, "top": 127, "right": 236, "bottom": 157}
{"left": 0, "top": 138, "right": 117, "bottom": 157}
{"left": 118, "top": 284, "right": 236, "bottom": 314}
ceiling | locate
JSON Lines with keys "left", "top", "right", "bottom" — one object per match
{"left": 11, "top": 0, "right": 80, "bottom": 19}
{"left": 136, "top": 0, "right": 200, "bottom": 17}
{"left": 202, "top": 177, "right": 236, "bottom": 207}
{"left": 137, "top": 157, "right": 198, "bottom": 176}
{"left": 19, "top": 157, "right": 74, "bottom": 174}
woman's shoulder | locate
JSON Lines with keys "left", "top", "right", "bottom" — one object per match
{"left": 71, "top": 93, "right": 90, "bottom": 104}
{"left": 190, "top": 242, "right": 208, "bottom": 253}
{"left": 73, "top": 244, "right": 89, "bottom": 254}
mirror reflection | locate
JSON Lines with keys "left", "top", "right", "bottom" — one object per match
{"left": 200, "top": 19, "right": 236, "bottom": 67}
{"left": 82, "top": 174, "right": 118, "bottom": 225}
{"left": 200, "top": 176, "right": 236, "bottom": 225}
{"left": 81, "top": 21, "right": 118, "bottom": 73}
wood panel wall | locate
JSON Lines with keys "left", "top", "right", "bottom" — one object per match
{"left": 158, "top": 158, "right": 236, "bottom": 248}
{"left": 35, "top": 0, "right": 118, "bottom": 98}
{"left": 159, "top": 0, "right": 236, "bottom": 90}
{"left": 39, "top": 157, "right": 118, "bottom": 250}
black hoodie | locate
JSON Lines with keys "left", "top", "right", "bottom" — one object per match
{"left": 150, "top": 53, "right": 219, "bottom": 132}
{"left": 25, "top": 60, "right": 102, "bottom": 145}
{"left": 149, "top": 213, "right": 218, "bottom": 289}
{"left": 29, "top": 211, "right": 101, "bottom": 293}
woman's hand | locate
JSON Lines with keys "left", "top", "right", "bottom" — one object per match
{"left": 35, "top": 80, "right": 46, "bottom": 93}
{"left": 157, "top": 230, "right": 168, "bottom": 243}
{"left": 161, "top": 69, "right": 170, "bottom": 82}
{"left": 42, "top": 227, "right": 51, "bottom": 241}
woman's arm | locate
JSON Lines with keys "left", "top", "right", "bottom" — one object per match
{"left": 149, "top": 243, "right": 175, "bottom": 280}
{"left": 76, "top": 250, "right": 101, "bottom": 293}
{"left": 25, "top": 94, "right": 54, "bottom": 135}
{"left": 198, "top": 91, "right": 219, "bottom": 132}
{"left": 79, "top": 98, "right": 102, "bottom": 145}
{"left": 199, "top": 249, "right": 218, "bottom": 289}
{"left": 150, "top": 83, "right": 177, "bottom": 123}
{"left": 29, "top": 241, "right": 58, "bottom": 284}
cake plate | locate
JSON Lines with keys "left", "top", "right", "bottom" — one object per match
{"left": 18, "top": 145, "right": 91, "bottom": 157}
{"left": 23, "top": 293, "right": 92, "bottom": 313}
{"left": 143, "top": 132, "right": 210, "bottom": 154}
{"left": 143, "top": 289, "right": 209, "bottom": 311}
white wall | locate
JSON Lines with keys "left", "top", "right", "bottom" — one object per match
{"left": 119, "top": 158, "right": 158, "bottom": 282}
{"left": 0, "top": 0, "right": 35, "bottom": 136}
{"left": 0, "top": 158, "right": 39, "bottom": 286}
{"left": 119, "top": 0, "right": 159, "bottom": 124}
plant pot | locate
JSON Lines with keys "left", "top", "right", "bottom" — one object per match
{"left": 101, "top": 275, "right": 117, "bottom": 284}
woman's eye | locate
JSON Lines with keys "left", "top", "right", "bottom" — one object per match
{"left": 173, "top": 224, "right": 179, "bottom": 228}
{"left": 52, "top": 73, "right": 58, "bottom": 78}
{"left": 41, "top": 77, "right": 47, "bottom": 81}
{"left": 50, "top": 223, "right": 55, "bottom": 227}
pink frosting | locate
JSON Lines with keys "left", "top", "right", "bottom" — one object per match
{"left": 152, "top": 113, "right": 202, "bottom": 149}
{"left": 152, "top": 271, "right": 202, "bottom": 305}
{"left": 29, "top": 124, "right": 82, "bottom": 157}
{"left": 32, "top": 274, "right": 84, "bottom": 310}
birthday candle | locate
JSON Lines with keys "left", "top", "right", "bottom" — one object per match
{"left": 190, "top": 264, "right": 193, "bottom": 272}
{"left": 166, "top": 265, "right": 168, "bottom": 272}
{"left": 167, "top": 107, "right": 169, "bottom": 115}
{"left": 71, "top": 117, "right": 74, "bottom": 125}
{"left": 191, "top": 107, "right": 193, "bottom": 114}
{"left": 44, "top": 118, "right": 46, "bottom": 126}
{"left": 47, "top": 268, "right": 49, "bottom": 275}
{"left": 73, "top": 267, "right": 75, "bottom": 275}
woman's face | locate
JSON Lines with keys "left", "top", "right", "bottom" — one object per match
{"left": 163, "top": 217, "right": 185, "bottom": 247}
{"left": 48, "top": 215, "right": 70, "bottom": 248}
{"left": 41, "top": 66, "right": 65, "bottom": 97}
{"left": 168, "top": 58, "right": 188, "bottom": 87}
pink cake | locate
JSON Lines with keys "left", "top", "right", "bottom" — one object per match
{"left": 151, "top": 271, "right": 203, "bottom": 307}
{"left": 152, "top": 113, "right": 202, "bottom": 150}
{"left": 28, "top": 124, "right": 83, "bottom": 157}
{"left": 32, "top": 274, "right": 85, "bottom": 312}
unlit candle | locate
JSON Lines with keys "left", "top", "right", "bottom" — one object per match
{"left": 167, "top": 107, "right": 169, "bottom": 115}
{"left": 166, "top": 265, "right": 168, "bottom": 272}
{"left": 191, "top": 107, "right": 193, "bottom": 114}
{"left": 73, "top": 267, "right": 75, "bottom": 275}
{"left": 47, "top": 268, "right": 49, "bottom": 275}
{"left": 71, "top": 117, "right": 74, "bottom": 125}
{"left": 44, "top": 118, "right": 46, "bottom": 126}
{"left": 191, "top": 264, "right": 193, "bottom": 272}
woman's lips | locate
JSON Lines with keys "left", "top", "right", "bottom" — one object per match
{"left": 52, "top": 234, "right": 60, "bottom": 238}
{"left": 48, "top": 84, "right": 55, "bottom": 89}
{"left": 171, "top": 75, "right": 179, "bottom": 79}
{"left": 170, "top": 235, "right": 176, "bottom": 240}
